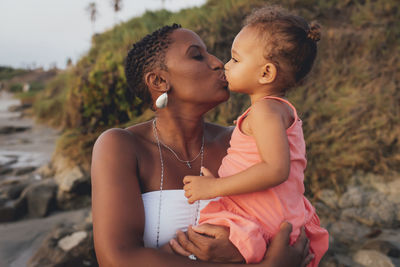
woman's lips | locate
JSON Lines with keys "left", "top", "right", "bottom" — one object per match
{"left": 220, "top": 73, "right": 227, "bottom": 81}
{"left": 219, "top": 73, "right": 229, "bottom": 87}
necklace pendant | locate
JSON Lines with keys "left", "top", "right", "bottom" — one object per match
{"left": 186, "top": 161, "right": 191, "bottom": 168}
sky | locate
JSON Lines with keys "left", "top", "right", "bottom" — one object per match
{"left": 0, "top": 0, "right": 206, "bottom": 70}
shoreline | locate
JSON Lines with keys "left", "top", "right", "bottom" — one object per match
{"left": 0, "top": 91, "right": 90, "bottom": 266}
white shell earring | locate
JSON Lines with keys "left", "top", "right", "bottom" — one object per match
{"left": 155, "top": 92, "right": 168, "bottom": 109}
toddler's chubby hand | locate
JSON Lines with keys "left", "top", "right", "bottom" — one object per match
{"left": 183, "top": 167, "right": 218, "bottom": 204}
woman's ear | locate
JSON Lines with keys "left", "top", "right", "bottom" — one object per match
{"left": 259, "top": 63, "right": 277, "bottom": 85}
{"left": 144, "top": 71, "right": 169, "bottom": 93}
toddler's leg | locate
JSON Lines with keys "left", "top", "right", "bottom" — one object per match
{"left": 200, "top": 203, "right": 266, "bottom": 263}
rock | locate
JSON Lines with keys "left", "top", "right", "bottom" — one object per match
{"left": 53, "top": 154, "right": 91, "bottom": 197}
{"left": 57, "top": 193, "right": 91, "bottom": 211}
{"left": 0, "top": 178, "right": 57, "bottom": 221}
{"left": 340, "top": 193, "right": 399, "bottom": 227}
{"left": 53, "top": 160, "right": 91, "bottom": 210}
{"left": 0, "top": 178, "right": 31, "bottom": 199}
{"left": 348, "top": 173, "right": 384, "bottom": 187}
{"left": 0, "top": 179, "right": 32, "bottom": 222}
{"left": 377, "top": 229, "right": 400, "bottom": 249}
{"left": 338, "top": 182, "right": 400, "bottom": 228}
{"left": 353, "top": 249, "right": 396, "bottom": 267}
{"left": 320, "top": 258, "right": 338, "bottom": 267}
{"left": 371, "top": 179, "right": 396, "bottom": 195}
{"left": 73, "top": 212, "right": 93, "bottom": 232}
{"left": 22, "top": 179, "right": 57, "bottom": 217}
{"left": 85, "top": 211, "right": 92, "bottom": 224}
{"left": 362, "top": 239, "right": 400, "bottom": 258}
{"left": 28, "top": 224, "right": 97, "bottom": 267}
{"left": 58, "top": 231, "right": 88, "bottom": 252}
{"left": 320, "top": 252, "right": 338, "bottom": 267}
{"left": 55, "top": 166, "right": 89, "bottom": 194}
{"left": 15, "top": 166, "right": 37, "bottom": 176}
{"left": 0, "top": 166, "right": 13, "bottom": 175}
{"left": 317, "top": 189, "right": 339, "bottom": 209}
{"left": 322, "top": 253, "right": 365, "bottom": 267}
{"left": 3, "top": 183, "right": 27, "bottom": 199}
{"left": 0, "top": 126, "right": 30, "bottom": 134}
{"left": 336, "top": 253, "right": 365, "bottom": 267}
{"left": 52, "top": 154, "right": 75, "bottom": 177}
{"left": 318, "top": 173, "right": 400, "bottom": 267}
{"left": 339, "top": 186, "right": 367, "bottom": 208}
{"left": 328, "top": 221, "right": 370, "bottom": 247}
{"left": 0, "top": 196, "right": 26, "bottom": 222}
{"left": 367, "top": 195, "right": 398, "bottom": 228}
{"left": 35, "top": 163, "right": 54, "bottom": 179}
{"left": 315, "top": 202, "right": 335, "bottom": 226}
{"left": 386, "top": 179, "right": 400, "bottom": 196}
{"left": 349, "top": 173, "right": 400, "bottom": 199}
{"left": 8, "top": 103, "right": 32, "bottom": 112}
{"left": 0, "top": 154, "right": 17, "bottom": 167}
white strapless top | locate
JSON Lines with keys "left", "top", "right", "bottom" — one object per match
{"left": 141, "top": 190, "right": 216, "bottom": 248}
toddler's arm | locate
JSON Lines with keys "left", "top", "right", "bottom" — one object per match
{"left": 211, "top": 99, "right": 291, "bottom": 196}
{"left": 184, "top": 99, "right": 290, "bottom": 202}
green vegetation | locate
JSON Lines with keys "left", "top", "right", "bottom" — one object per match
{"left": 15, "top": 81, "right": 46, "bottom": 101}
{"left": 0, "top": 66, "right": 28, "bottom": 81}
{"left": 33, "top": 72, "right": 71, "bottom": 127}
{"left": 9, "top": 83, "right": 23, "bottom": 93}
{"left": 34, "top": 0, "right": 400, "bottom": 196}
{"left": 1, "top": 66, "right": 56, "bottom": 106}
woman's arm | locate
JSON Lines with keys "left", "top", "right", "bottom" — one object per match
{"left": 171, "top": 222, "right": 313, "bottom": 267}
{"left": 92, "top": 128, "right": 211, "bottom": 266}
{"left": 184, "top": 99, "right": 290, "bottom": 202}
{"left": 91, "top": 128, "right": 262, "bottom": 267}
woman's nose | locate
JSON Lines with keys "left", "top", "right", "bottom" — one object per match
{"left": 209, "top": 54, "right": 224, "bottom": 70}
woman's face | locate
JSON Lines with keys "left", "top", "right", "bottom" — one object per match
{"left": 164, "top": 28, "right": 229, "bottom": 108}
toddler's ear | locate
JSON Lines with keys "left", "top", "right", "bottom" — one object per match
{"left": 259, "top": 63, "right": 277, "bottom": 85}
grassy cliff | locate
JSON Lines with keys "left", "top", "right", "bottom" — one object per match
{"left": 35, "top": 0, "right": 400, "bottom": 195}
{"left": 0, "top": 66, "right": 28, "bottom": 81}
{"left": 0, "top": 67, "right": 58, "bottom": 104}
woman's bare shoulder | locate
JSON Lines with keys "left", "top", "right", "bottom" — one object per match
{"left": 94, "top": 121, "right": 152, "bottom": 152}
{"left": 93, "top": 128, "right": 135, "bottom": 154}
{"left": 90, "top": 124, "right": 152, "bottom": 191}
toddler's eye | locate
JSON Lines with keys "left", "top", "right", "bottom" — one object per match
{"left": 232, "top": 58, "right": 238, "bottom": 63}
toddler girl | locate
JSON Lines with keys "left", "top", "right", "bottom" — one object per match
{"left": 183, "top": 6, "right": 329, "bottom": 266}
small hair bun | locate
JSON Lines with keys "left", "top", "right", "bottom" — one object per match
{"left": 307, "top": 22, "right": 321, "bottom": 42}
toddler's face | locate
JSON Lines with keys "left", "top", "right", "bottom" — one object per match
{"left": 224, "top": 26, "right": 268, "bottom": 94}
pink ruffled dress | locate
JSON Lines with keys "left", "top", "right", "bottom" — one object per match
{"left": 199, "top": 96, "right": 329, "bottom": 265}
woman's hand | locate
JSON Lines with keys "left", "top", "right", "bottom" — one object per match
{"left": 170, "top": 224, "right": 245, "bottom": 263}
{"left": 262, "top": 222, "right": 313, "bottom": 267}
{"left": 169, "top": 222, "right": 313, "bottom": 267}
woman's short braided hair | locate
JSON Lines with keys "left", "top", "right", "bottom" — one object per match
{"left": 125, "top": 23, "right": 181, "bottom": 107}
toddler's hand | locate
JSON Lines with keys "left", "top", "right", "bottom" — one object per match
{"left": 183, "top": 167, "right": 218, "bottom": 204}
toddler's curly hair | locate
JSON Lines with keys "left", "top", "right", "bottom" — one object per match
{"left": 244, "top": 6, "right": 321, "bottom": 90}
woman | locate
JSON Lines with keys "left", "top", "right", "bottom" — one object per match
{"left": 91, "top": 24, "right": 312, "bottom": 266}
